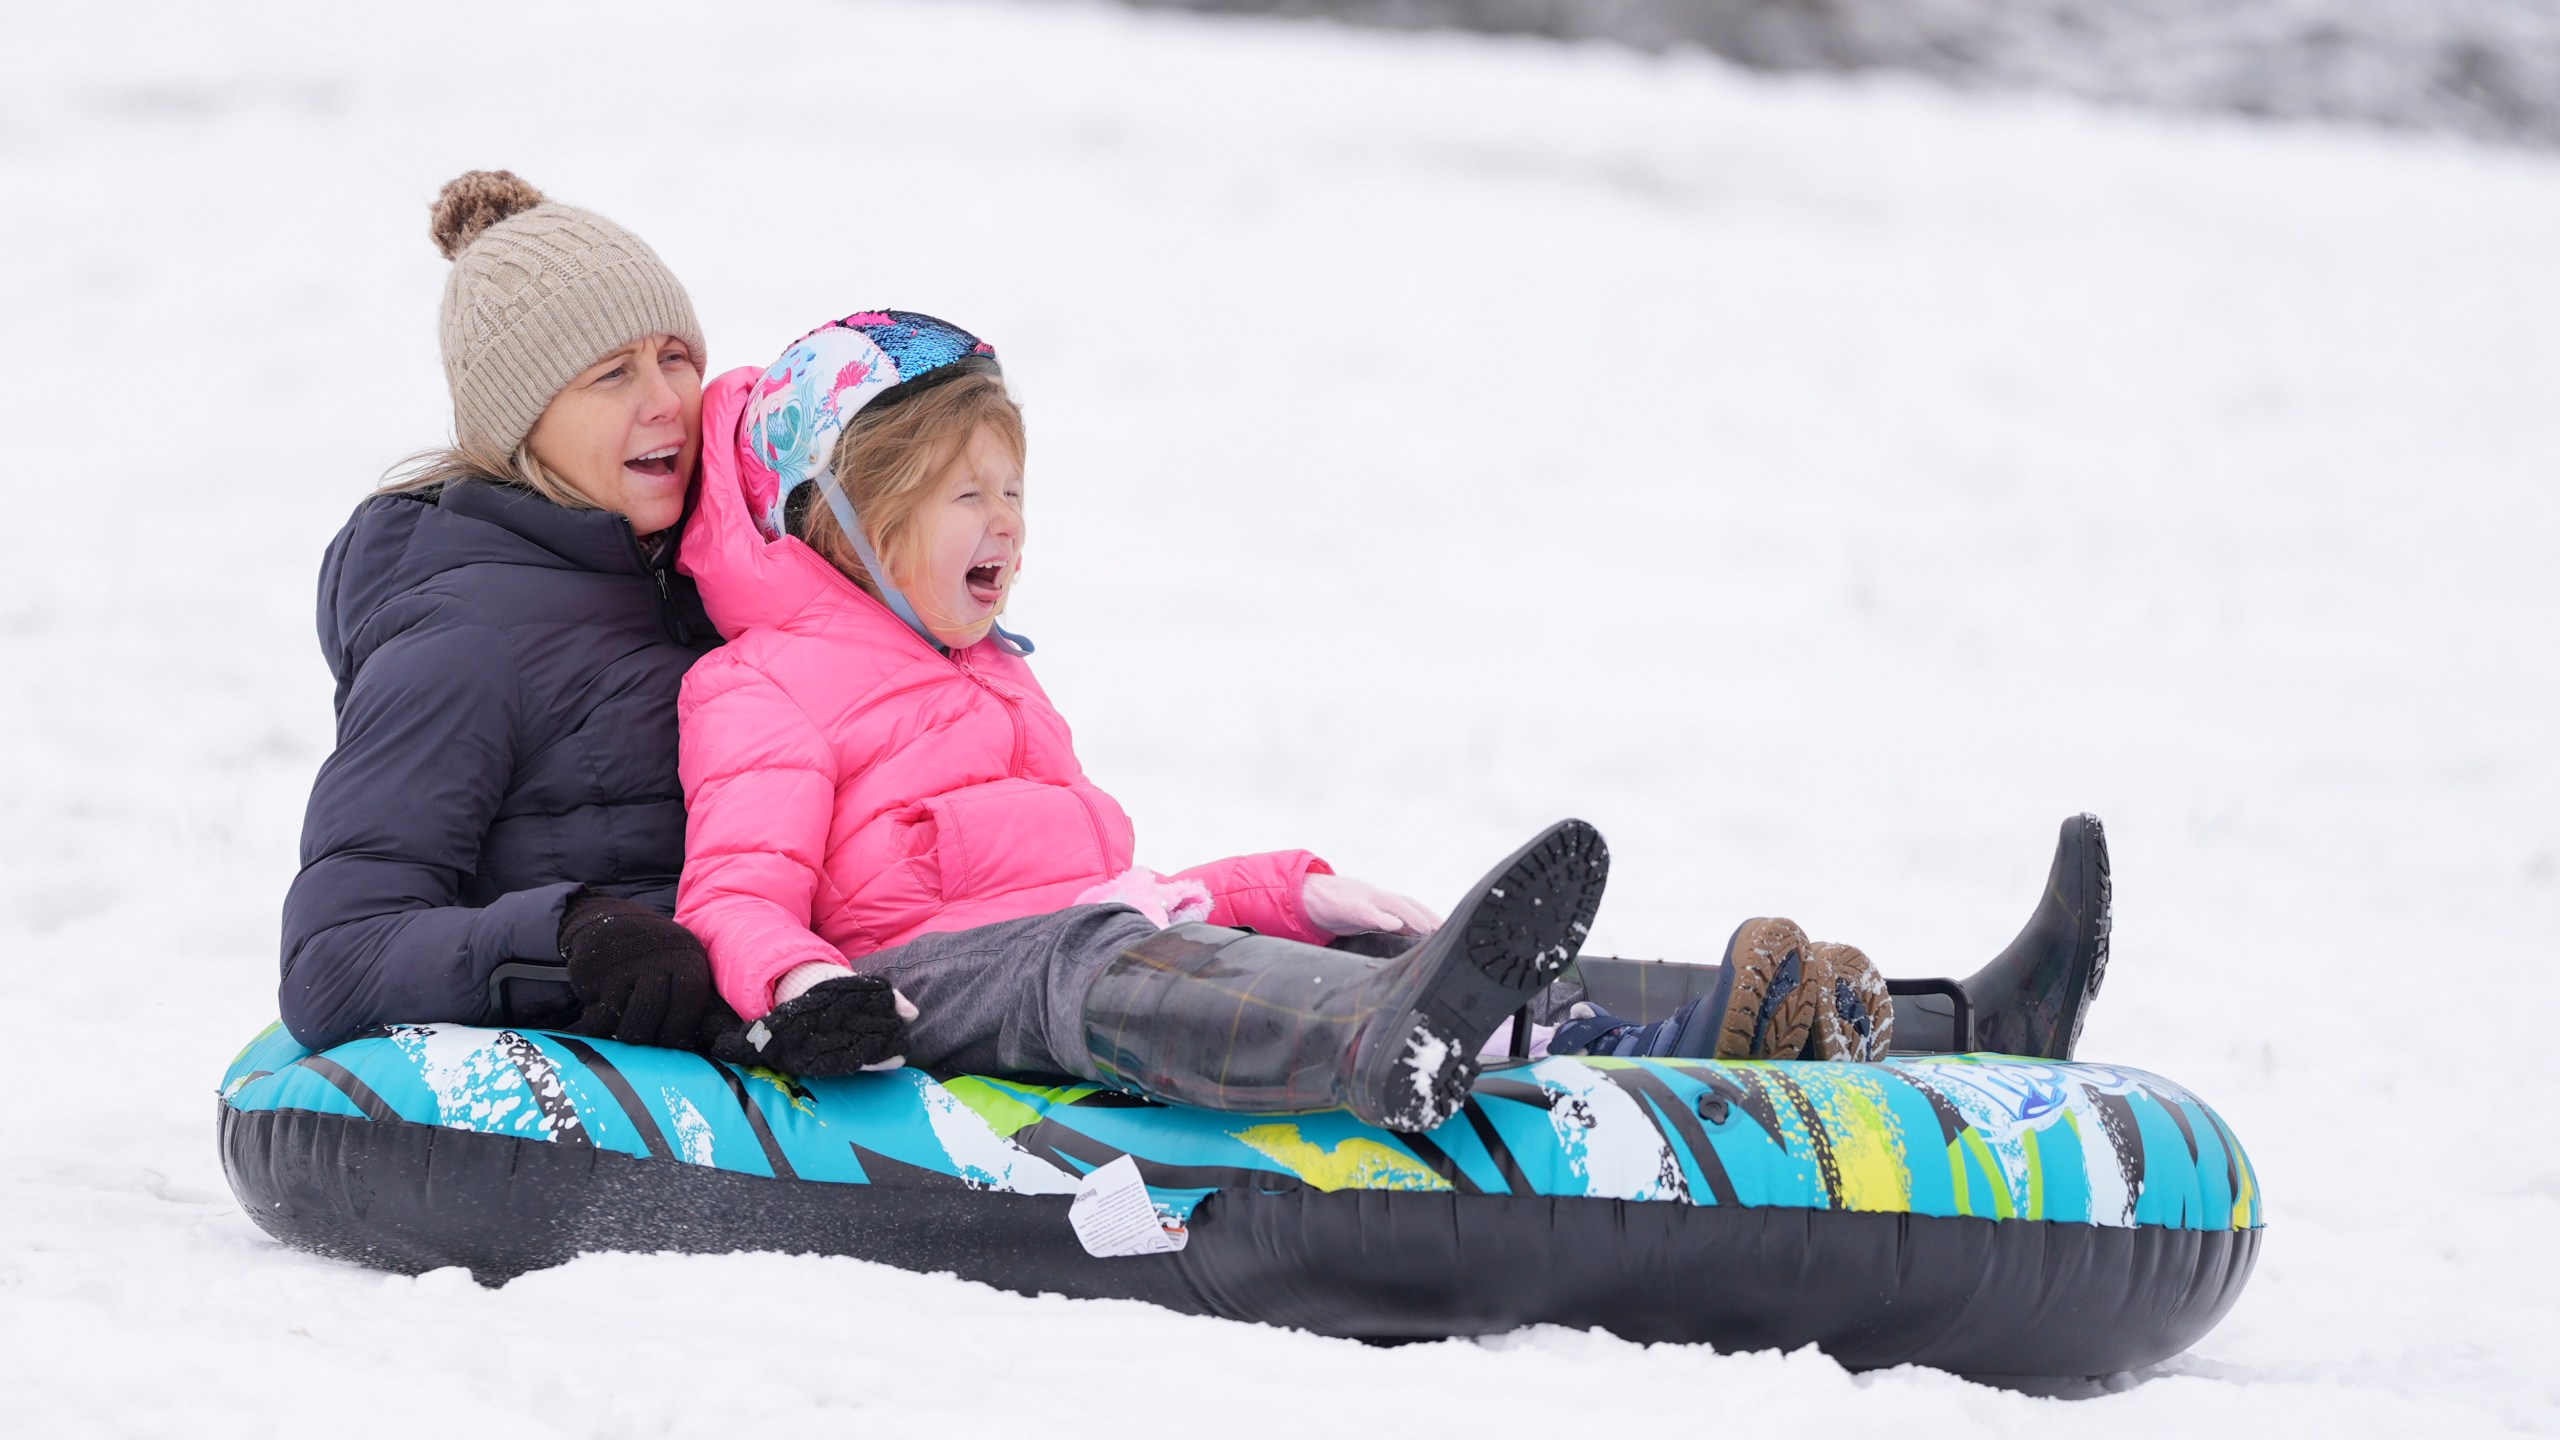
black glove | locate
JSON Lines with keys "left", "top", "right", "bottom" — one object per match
{"left": 710, "top": 974, "right": 911, "bottom": 1077}
{"left": 557, "top": 894, "right": 738, "bottom": 1051}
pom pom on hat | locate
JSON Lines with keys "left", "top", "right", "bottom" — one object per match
{"left": 429, "top": 170, "right": 549, "bottom": 261}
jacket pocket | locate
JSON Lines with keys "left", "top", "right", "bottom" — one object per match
{"left": 894, "top": 801, "right": 942, "bottom": 895}
{"left": 928, "top": 778, "right": 1119, "bottom": 904}
{"left": 830, "top": 803, "right": 942, "bottom": 941}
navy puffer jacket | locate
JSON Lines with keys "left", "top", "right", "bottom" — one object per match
{"left": 280, "top": 479, "right": 718, "bottom": 1050}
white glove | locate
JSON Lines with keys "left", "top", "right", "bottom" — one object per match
{"left": 773, "top": 960, "right": 918, "bottom": 1018}
{"left": 1301, "top": 873, "right": 1443, "bottom": 938}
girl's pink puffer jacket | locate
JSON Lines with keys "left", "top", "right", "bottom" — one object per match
{"left": 675, "top": 368, "right": 1332, "bottom": 1019}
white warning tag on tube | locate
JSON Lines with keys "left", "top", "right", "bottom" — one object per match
{"left": 1068, "top": 1154, "right": 1188, "bottom": 1257}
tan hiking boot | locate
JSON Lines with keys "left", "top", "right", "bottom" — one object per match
{"left": 1804, "top": 941, "right": 1896, "bottom": 1061}
{"left": 1710, "top": 917, "right": 1820, "bottom": 1060}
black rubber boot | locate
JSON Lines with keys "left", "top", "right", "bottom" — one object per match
{"left": 1891, "top": 814, "right": 2112, "bottom": 1059}
{"left": 1080, "top": 819, "right": 1610, "bottom": 1131}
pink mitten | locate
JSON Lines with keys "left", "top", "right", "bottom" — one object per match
{"left": 1075, "top": 867, "right": 1216, "bottom": 929}
{"left": 1301, "top": 873, "right": 1442, "bottom": 938}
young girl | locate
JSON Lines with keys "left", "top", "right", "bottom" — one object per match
{"left": 675, "top": 312, "right": 2110, "bottom": 1129}
{"left": 672, "top": 311, "right": 1615, "bottom": 1132}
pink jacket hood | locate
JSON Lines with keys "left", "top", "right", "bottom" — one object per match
{"left": 674, "top": 367, "right": 1329, "bottom": 1018}
{"left": 677, "top": 367, "right": 850, "bottom": 641}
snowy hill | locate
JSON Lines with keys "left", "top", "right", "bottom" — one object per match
{"left": 1113, "top": 0, "right": 2560, "bottom": 149}
{"left": 3, "top": 0, "right": 2556, "bottom": 1434}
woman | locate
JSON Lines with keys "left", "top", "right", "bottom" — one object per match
{"left": 279, "top": 171, "right": 730, "bottom": 1052}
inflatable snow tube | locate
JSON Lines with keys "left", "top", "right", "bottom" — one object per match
{"left": 218, "top": 1022, "right": 2260, "bottom": 1377}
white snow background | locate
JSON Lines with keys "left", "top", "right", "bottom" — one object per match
{"left": 4, "top": 0, "right": 2557, "bottom": 1434}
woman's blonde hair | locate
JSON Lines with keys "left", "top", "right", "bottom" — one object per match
{"left": 377, "top": 439, "right": 594, "bottom": 509}
{"left": 791, "top": 362, "right": 1026, "bottom": 602}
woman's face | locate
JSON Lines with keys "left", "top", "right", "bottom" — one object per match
{"left": 890, "top": 424, "right": 1025, "bottom": 650}
{"left": 525, "top": 335, "right": 702, "bottom": 538}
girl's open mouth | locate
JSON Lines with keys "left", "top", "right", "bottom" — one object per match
{"left": 965, "top": 561, "right": 1007, "bottom": 605}
{"left": 625, "top": 446, "right": 681, "bottom": 478}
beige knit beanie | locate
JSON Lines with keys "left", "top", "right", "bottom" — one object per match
{"left": 430, "top": 171, "right": 707, "bottom": 457}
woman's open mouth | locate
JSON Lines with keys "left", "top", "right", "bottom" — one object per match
{"left": 625, "top": 446, "right": 681, "bottom": 479}
{"left": 965, "top": 560, "right": 1007, "bottom": 606}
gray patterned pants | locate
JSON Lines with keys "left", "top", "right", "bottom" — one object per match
{"left": 848, "top": 904, "right": 1159, "bottom": 1078}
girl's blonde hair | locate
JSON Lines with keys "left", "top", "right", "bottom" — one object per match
{"left": 791, "top": 362, "right": 1026, "bottom": 602}
{"left": 377, "top": 439, "right": 594, "bottom": 510}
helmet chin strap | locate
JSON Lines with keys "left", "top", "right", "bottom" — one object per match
{"left": 811, "top": 470, "right": 1032, "bottom": 657}
{"left": 989, "top": 620, "right": 1037, "bottom": 656}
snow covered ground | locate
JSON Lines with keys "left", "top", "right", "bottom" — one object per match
{"left": 4, "top": 1, "right": 2557, "bottom": 1433}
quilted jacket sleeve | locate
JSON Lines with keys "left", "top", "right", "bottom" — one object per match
{"left": 279, "top": 621, "right": 579, "bottom": 1050}
{"left": 1169, "top": 850, "right": 1335, "bottom": 944}
{"left": 675, "top": 656, "right": 853, "bottom": 1019}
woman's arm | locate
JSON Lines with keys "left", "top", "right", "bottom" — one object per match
{"left": 278, "top": 622, "right": 575, "bottom": 1050}
{"left": 675, "top": 658, "right": 856, "bottom": 1020}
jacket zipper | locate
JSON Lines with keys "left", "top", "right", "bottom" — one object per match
{"left": 654, "top": 568, "right": 686, "bottom": 643}
{"left": 955, "top": 653, "right": 1029, "bottom": 776}
{"left": 623, "top": 518, "right": 693, "bottom": 646}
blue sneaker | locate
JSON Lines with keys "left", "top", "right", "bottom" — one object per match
{"left": 1550, "top": 918, "right": 1818, "bottom": 1060}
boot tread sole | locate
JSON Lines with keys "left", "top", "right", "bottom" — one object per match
{"left": 1804, "top": 941, "right": 1897, "bottom": 1062}
{"left": 1714, "top": 918, "right": 1817, "bottom": 1061}
{"left": 1360, "top": 820, "right": 1611, "bottom": 1132}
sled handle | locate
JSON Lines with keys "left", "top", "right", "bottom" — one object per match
{"left": 488, "top": 960, "right": 574, "bottom": 1020}
{"left": 1885, "top": 977, "right": 1972, "bottom": 1051}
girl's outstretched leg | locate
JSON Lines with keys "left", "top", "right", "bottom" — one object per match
{"left": 1080, "top": 819, "right": 1610, "bottom": 1132}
